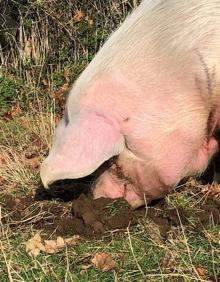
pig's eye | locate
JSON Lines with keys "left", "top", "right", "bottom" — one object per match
{"left": 63, "top": 108, "right": 69, "bottom": 126}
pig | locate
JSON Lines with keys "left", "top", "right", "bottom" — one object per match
{"left": 40, "top": 0, "right": 220, "bottom": 208}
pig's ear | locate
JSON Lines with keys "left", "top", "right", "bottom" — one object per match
{"left": 40, "top": 113, "right": 125, "bottom": 188}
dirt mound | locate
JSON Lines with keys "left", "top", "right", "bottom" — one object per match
{"left": 1, "top": 187, "right": 220, "bottom": 239}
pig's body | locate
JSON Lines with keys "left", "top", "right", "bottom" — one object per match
{"left": 41, "top": 0, "right": 220, "bottom": 207}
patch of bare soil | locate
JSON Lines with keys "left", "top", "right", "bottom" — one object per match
{"left": 1, "top": 181, "right": 220, "bottom": 239}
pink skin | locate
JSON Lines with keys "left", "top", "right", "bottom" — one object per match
{"left": 41, "top": 60, "right": 220, "bottom": 207}
{"left": 85, "top": 64, "right": 219, "bottom": 206}
{"left": 93, "top": 132, "right": 219, "bottom": 208}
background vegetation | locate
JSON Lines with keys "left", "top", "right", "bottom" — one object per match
{"left": 0, "top": 0, "right": 140, "bottom": 115}
{"left": 0, "top": 1, "right": 220, "bottom": 281}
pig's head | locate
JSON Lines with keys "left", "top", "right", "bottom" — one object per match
{"left": 40, "top": 0, "right": 220, "bottom": 208}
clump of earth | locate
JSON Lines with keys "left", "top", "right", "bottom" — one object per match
{"left": 1, "top": 178, "right": 220, "bottom": 239}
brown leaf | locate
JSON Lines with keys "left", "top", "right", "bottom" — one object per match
{"left": 91, "top": 252, "right": 117, "bottom": 272}
{"left": 26, "top": 234, "right": 80, "bottom": 257}
{"left": 42, "top": 79, "right": 49, "bottom": 86}
{"left": 73, "top": 10, "right": 85, "bottom": 23}
{"left": 195, "top": 265, "right": 206, "bottom": 278}
{"left": 201, "top": 184, "right": 220, "bottom": 198}
{"left": 12, "top": 197, "right": 29, "bottom": 210}
{"left": 29, "top": 133, "right": 42, "bottom": 147}
{"left": 210, "top": 184, "right": 220, "bottom": 195}
{"left": 3, "top": 104, "right": 22, "bottom": 120}
{"left": 52, "top": 83, "right": 68, "bottom": 98}
{"left": 85, "top": 16, "right": 93, "bottom": 26}
{"left": 26, "top": 234, "right": 45, "bottom": 257}
{"left": 25, "top": 157, "right": 40, "bottom": 170}
{"left": 24, "top": 150, "right": 38, "bottom": 159}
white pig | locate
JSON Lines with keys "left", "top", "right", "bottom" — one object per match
{"left": 41, "top": 0, "right": 220, "bottom": 207}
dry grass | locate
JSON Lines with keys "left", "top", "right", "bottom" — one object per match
{"left": 0, "top": 1, "right": 220, "bottom": 281}
{"left": 0, "top": 201, "right": 219, "bottom": 281}
{"left": 0, "top": 107, "right": 55, "bottom": 194}
{"left": 1, "top": 0, "right": 140, "bottom": 89}
{"left": 0, "top": 108, "right": 219, "bottom": 281}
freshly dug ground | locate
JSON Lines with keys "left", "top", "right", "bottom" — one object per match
{"left": 1, "top": 180, "right": 220, "bottom": 240}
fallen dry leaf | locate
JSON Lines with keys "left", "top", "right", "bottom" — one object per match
{"left": 73, "top": 10, "right": 85, "bottom": 23}
{"left": 201, "top": 183, "right": 220, "bottom": 199}
{"left": 195, "top": 265, "right": 206, "bottom": 279}
{"left": 85, "top": 15, "right": 93, "bottom": 26}
{"left": 24, "top": 150, "right": 38, "bottom": 159}
{"left": 26, "top": 234, "right": 45, "bottom": 257}
{"left": 25, "top": 157, "right": 41, "bottom": 170}
{"left": 12, "top": 197, "right": 29, "bottom": 210}
{"left": 3, "top": 104, "right": 22, "bottom": 120}
{"left": 42, "top": 79, "right": 49, "bottom": 86}
{"left": 51, "top": 83, "right": 69, "bottom": 99}
{"left": 160, "top": 251, "right": 176, "bottom": 270}
{"left": 91, "top": 252, "right": 117, "bottom": 272}
{"left": 210, "top": 184, "right": 220, "bottom": 194}
{"left": 26, "top": 234, "right": 80, "bottom": 257}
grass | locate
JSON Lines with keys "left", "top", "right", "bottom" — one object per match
{"left": 0, "top": 100, "right": 219, "bottom": 282}
{"left": 0, "top": 114, "right": 219, "bottom": 281}
{"left": 0, "top": 0, "right": 141, "bottom": 114}
{"left": 0, "top": 1, "right": 220, "bottom": 281}
{"left": 0, "top": 110, "right": 55, "bottom": 196}
{"left": 0, "top": 209, "right": 219, "bottom": 281}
